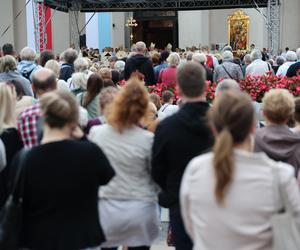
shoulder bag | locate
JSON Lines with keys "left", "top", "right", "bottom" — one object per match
{"left": 0, "top": 149, "right": 29, "bottom": 250}
{"left": 271, "top": 166, "right": 300, "bottom": 250}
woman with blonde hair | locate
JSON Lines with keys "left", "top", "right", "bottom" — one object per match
{"left": 180, "top": 91, "right": 300, "bottom": 250}
{"left": 0, "top": 82, "right": 23, "bottom": 208}
{"left": 89, "top": 78, "right": 160, "bottom": 250}
{"left": 12, "top": 90, "right": 114, "bottom": 250}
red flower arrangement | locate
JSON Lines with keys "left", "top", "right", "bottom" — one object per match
{"left": 240, "top": 73, "right": 300, "bottom": 102}
{"left": 119, "top": 73, "right": 300, "bottom": 103}
{"left": 147, "top": 82, "right": 180, "bottom": 101}
{"left": 206, "top": 81, "right": 217, "bottom": 102}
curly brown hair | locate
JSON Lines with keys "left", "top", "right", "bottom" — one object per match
{"left": 108, "top": 77, "right": 149, "bottom": 133}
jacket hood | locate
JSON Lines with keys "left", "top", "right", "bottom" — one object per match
{"left": 255, "top": 125, "right": 300, "bottom": 161}
{"left": 0, "top": 71, "right": 22, "bottom": 80}
{"left": 17, "top": 60, "right": 38, "bottom": 74}
{"left": 177, "top": 102, "right": 211, "bottom": 134}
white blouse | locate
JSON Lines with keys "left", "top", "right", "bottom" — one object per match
{"left": 180, "top": 150, "right": 300, "bottom": 250}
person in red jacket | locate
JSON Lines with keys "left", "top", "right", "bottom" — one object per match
{"left": 158, "top": 53, "right": 180, "bottom": 84}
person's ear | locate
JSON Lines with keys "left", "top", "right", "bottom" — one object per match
{"left": 210, "top": 124, "right": 218, "bottom": 137}
{"left": 177, "top": 85, "right": 182, "bottom": 96}
{"left": 31, "top": 84, "right": 37, "bottom": 95}
{"left": 250, "top": 121, "right": 257, "bottom": 135}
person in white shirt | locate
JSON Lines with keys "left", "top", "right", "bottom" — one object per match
{"left": 246, "top": 49, "right": 273, "bottom": 76}
{"left": 89, "top": 77, "right": 159, "bottom": 250}
{"left": 180, "top": 90, "right": 300, "bottom": 250}
{"left": 157, "top": 90, "right": 179, "bottom": 120}
{"left": 276, "top": 50, "right": 297, "bottom": 76}
{"left": 281, "top": 47, "right": 290, "bottom": 59}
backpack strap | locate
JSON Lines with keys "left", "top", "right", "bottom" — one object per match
{"left": 222, "top": 65, "right": 234, "bottom": 79}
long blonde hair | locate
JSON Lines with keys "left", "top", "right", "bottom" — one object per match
{"left": 209, "top": 91, "right": 254, "bottom": 206}
{"left": 0, "top": 82, "right": 17, "bottom": 133}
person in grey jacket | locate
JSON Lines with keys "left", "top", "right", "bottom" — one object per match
{"left": 255, "top": 89, "right": 300, "bottom": 175}
{"left": 0, "top": 55, "right": 33, "bottom": 96}
{"left": 213, "top": 50, "right": 243, "bottom": 82}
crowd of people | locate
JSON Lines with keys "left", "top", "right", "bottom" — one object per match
{"left": 0, "top": 40, "right": 300, "bottom": 250}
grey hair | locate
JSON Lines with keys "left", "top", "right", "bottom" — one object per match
{"left": 296, "top": 48, "right": 300, "bottom": 60}
{"left": 167, "top": 53, "right": 181, "bottom": 67}
{"left": 276, "top": 56, "right": 285, "bottom": 66}
{"left": 115, "top": 60, "right": 125, "bottom": 72}
{"left": 222, "top": 50, "right": 234, "bottom": 61}
{"left": 135, "top": 41, "right": 146, "bottom": 53}
{"left": 215, "top": 79, "right": 240, "bottom": 96}
{"left": 192, "top": 53, "right": 207, "bottom": 64}
{"left": 63, "top": 48, "right": 78, "bottom": 64}
{"left": 243, "top": 54, "right": 252, "bottom": 64}
{"left": 20, "top": 47, "right": 36, "bottom": 61}
{"left": 74, "top": 57, "right": 89, "bottom": 73}
{"left": 0, "top": 55, "right": 17, "bottom": 73}
{"left": 71, "top": 72, "right": 88, "bottom": 90}
{"left": 186, "top": 52, "right": 193, "bottom": 61}
{"left": 250, "top": 49, "right": 262, "bottom": 61}
{"left": 285, "top": 51, "right": 297, "bottom": 62}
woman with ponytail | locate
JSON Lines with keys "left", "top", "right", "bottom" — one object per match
{"left": 180, "top": 90, "right": 300, "bottom": 250}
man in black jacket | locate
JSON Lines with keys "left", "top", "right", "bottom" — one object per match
{"left": 124, "top": 41, "right": 155, "bottom": 85}
{"left": 152, "top": 62, "right": 213, "bottom": 250}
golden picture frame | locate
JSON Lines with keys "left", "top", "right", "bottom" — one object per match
{"left": 227, "top": 10, "right": 250, "bottom": 51}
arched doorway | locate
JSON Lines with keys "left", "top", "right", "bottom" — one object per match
{"left": 133, "top": 11, "right": 178, "bottom": 50}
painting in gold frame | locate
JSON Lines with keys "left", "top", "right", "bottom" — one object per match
{"left": 227, "top": 10, "right": 250, "bottom": 51}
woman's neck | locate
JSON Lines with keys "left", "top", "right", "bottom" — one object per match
{"left": 235, "top": 136, "right": 254, "bottom": 153}
{"left": 41, "top": 126, "right": 71, "bottom": 144}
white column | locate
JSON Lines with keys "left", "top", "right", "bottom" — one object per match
{"left": 85, "top": 12, "right": 99, "bottom": 49}
{"left": 26, "top": 0, "right": 35, "bottom": 50}
{"left": 0, "top": 0, "right": 14, "bottom": 48}
{"left": 52, "top": 10, "right": 70, "bottom": 54}
{"left": 281, "top": 0, "right": 300, "bottom": 49}
{"left": 112, "top": 12, "right": 125, "bottom": 49}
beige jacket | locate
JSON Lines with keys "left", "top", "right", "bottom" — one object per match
{"left": 180, "top": 150, "right": 300, "bottom": 250}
